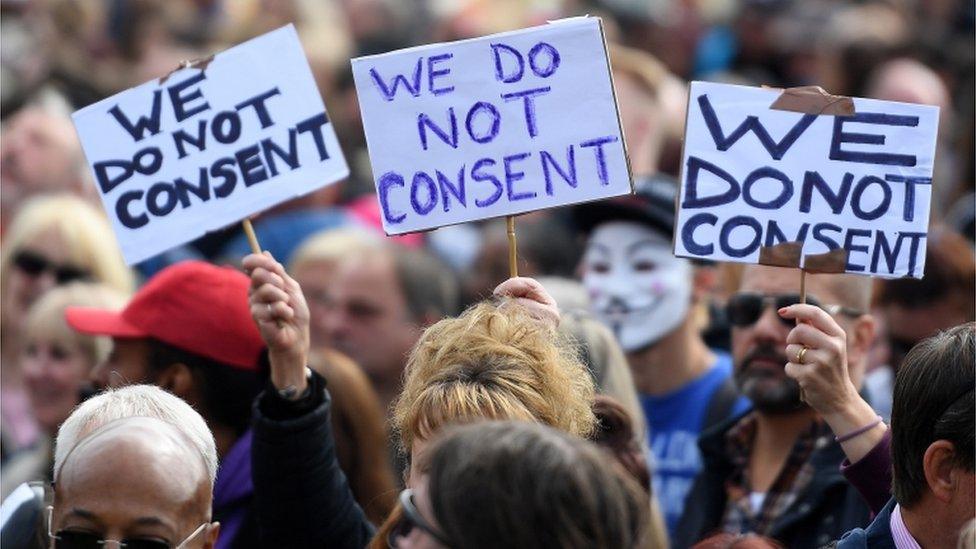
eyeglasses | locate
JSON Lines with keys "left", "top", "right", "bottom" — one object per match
{"left": 47, "top": 507, "right": 208, "bottom": 549}
{"left": 726, "top": 292, "right": 863, "bottom": 328}
{"left": 387, "top": 489, "right": 453, "bottom": 548}
{"left": 13, "top": 250, "right": 90, "bottom": 284}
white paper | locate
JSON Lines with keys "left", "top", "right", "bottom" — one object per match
{"left": 674, "top": 81, "right": 939, "bottom": 279}
{"left": 73, "top": 25, "right": 348, "bottom": 265}
{"left": 351, "top": 17, "right": 631, "bottom": 235}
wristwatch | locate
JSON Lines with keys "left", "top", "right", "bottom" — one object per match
{"left": 276, "top": 367, "right": 313, "bottom": 401}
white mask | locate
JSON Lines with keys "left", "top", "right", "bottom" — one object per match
{"left": 581, "top": 221, "right": 691, "bottom": 352}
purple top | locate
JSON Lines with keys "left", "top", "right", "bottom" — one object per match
{"left": 840, "top": 428, "right": 892, "bottom": 516}
{"left": 213, "top": 430, "right": 254, "bottom": 549}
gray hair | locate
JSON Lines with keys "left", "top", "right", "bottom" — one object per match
{"left": 54, "top": 385, "right": 217, "bottom": 486}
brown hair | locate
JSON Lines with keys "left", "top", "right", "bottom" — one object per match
{"left": 426, "top": 421, "right": 650, "bottom": 549}
{"left": 392, "top": 300, "right": 596, "bottom": 453}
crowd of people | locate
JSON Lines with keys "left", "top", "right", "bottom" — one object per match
{"left": 0, "top": 0, "right": 974, "bottom": 548}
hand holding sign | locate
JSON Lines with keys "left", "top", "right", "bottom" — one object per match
{"left": 244, "top": 252, "right": 310, "bottom": 395}
{"left": 779, "top": 303, "right": 885, "bottom": 463}
{"left": 493, "top": 277, "right": 560, "bottom": 328}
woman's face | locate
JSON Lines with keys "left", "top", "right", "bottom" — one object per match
{"left": 22, "top": 335, "right": 90, "bottom": 433}
{"left": 3, "top": 230, "right": 85, "bottom": 335}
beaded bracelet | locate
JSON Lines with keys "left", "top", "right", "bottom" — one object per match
{"left": 835, "top": 415, "right": 884, "bottom": 443}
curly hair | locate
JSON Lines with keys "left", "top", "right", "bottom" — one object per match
{"left": 392, "top": 300, "right": 596, "bottom": 453}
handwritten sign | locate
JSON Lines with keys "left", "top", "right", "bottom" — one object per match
{"left": 351, "top": 17, "right": 631, "bottom": 235}
{"left": 73, "top": 25, "right": 348, "bottom": 264}
{"left": 674, "top": 81, "right": 939, "bottom": 278}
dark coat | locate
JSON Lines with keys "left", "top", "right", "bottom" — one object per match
{"left": 674, "top": 413, "right": 873, "bottom": 549}
{"left": 834, "top": 499, "right": 897, "bottom": 549}
{"left": 251, "top": 372, "right": 376, "bottom": 549}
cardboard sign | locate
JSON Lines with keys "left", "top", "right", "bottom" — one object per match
{"left": 674, "top": 81, "right": 939, "bottom": 279}
{"left": 351, "top": 17, "right": 632, "bottom": 235}
{"left": 73, "top": 25, "right": 348, "bottom": 265}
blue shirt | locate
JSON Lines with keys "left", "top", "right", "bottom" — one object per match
{"left": 641, "top": 352, "right": 750, "bottom": 538}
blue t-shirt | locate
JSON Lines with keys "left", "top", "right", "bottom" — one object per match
{"left": 641, "top": 352, "right": 750, "bottom": 538}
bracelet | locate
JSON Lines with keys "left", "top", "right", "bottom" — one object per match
{"left": 835, "top": 415, "right": 884, "bottom": 443}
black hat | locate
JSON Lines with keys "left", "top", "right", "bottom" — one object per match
{"left": 572, "top": 174, "right": 678, "bottom": 237}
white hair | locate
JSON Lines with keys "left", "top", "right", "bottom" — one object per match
{"left": 54, "top": 385, "right": 218, "bottom": 486}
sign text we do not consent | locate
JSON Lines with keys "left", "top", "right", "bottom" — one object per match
{"left": 674, "top": 81, "right": 939, "bottom": 279}
{"left": 352, "top": 17, "right": 632, "bottom": 235}
{"left": 74, "top": 25, "right": 348, "bottom": 264}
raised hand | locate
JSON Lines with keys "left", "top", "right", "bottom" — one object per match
{"left": 244, "top": 251, "right": 310, "bottom": 395}
{"left": 493, "top": 277, "right": 560, "bottom": 328}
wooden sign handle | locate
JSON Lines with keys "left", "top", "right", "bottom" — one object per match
{"left": 507, "top": 215, "right": 518, "bottom": 278}
{"left": 243, "top": 219, "right": 261, "bottom": 255}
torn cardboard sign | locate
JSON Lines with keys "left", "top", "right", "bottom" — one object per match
{"left": 351, "top": 17, "right": 632, "bottom": 235}
{"left": 73, "top": 25, "right": 348, "bottom": 265}
{"left": 674, "top": 81, "right": 939, "bottom": 279}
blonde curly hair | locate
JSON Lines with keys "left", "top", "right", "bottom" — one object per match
{"left": 393, "top": 300, "right": 596, "bottom": 453}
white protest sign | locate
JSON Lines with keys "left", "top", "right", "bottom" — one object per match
{"left": 351, "top": 17, "right": 632, "bottom": 235}
{"left": 73, "top": 25, "right": 348, "bottom": 265}
{"left": 674, "top": 81, "right": 939, "bottom": 279}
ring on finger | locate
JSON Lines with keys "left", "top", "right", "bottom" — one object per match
{"left": 796, "top": 346, "right": 809, "bottom": 364}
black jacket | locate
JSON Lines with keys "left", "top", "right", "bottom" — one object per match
{"left": 674, "top": 412, "right": 872, "bottom": 549}
{"left": 251, "top": 372, "right": 376, "bottom": 548}
{"left": 834, "top": 499, "right": 897, "bottom": 549}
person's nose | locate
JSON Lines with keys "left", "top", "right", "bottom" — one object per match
{"left": 752, "top": 303, "right": 787, "bottom": 344}
{"left": 89, "top": 359, "right": 110, "bottom": 389}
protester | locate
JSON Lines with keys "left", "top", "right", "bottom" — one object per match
{"left": 50, "top": 417, "right": 219, "bottom": 548}
{"left": 65, "top": 261, "right": 266, "bottom": 549}
{"left": 0, "top": 195, "right": 134, "bottom": 459}
{"left": 0, "top": 90, "right": 94, "bottom": 230}
{"left": 324, "top": 242, "right": 459, "bottom": 410}
{"left": 1, "top": 383, "right": 218, "bottom": 549}
{"left": 240, "top": 252, "right": 654, "bottom": 548}
{"left": 389, "top": 420, "right": 651, "bottom": 549}
{"left": 676, "top": 265, "right": 876, "bottom": 547}
{"left": 576, "top": 178, "right": 749, "bottom": 536}
{"left": 835, "top": 323, "right": 974, "bottom": 547}
{"left": 288, "top": 227, "right": 382, "bottom": 349}
{"left": 0, "top": 283, "right": 126, "bottom": 499}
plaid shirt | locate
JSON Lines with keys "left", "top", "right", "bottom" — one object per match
{"left": 720, "top": 412, "right": 833, "bottom": 536}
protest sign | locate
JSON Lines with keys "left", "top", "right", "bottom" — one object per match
{"left": 351, "top": 17, "right": 632, "bottom": 235}
{"left": 674, "top": 81, "right": 939, "bottom": 279}
{"left": 73, "top": 25, "right": 348, "bottom": 265}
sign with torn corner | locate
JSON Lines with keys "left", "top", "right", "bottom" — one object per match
{"left": 73, "top": 24, "right": 348, "bottom": 265}
{"left": 674, "top": 81, "right": 940, "bottom": 279}
{"left": 351, "top": 16, "right": 632, "bottom": 235}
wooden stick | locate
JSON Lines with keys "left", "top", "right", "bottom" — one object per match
{"left": 507, "top": 215, "right": 518, "bottom": 278}
{"left": 799, "top": 268, "right": 807, "bottom": 304}
{"left": 243, "top": 219, "right": 261, "bottom": 255}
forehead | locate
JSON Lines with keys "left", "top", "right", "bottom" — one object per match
{"left": 588, "top": 221, "right": 669, "bottom": 249}
{"left": 739, "top": 265, "right": 840, "bottom": 302}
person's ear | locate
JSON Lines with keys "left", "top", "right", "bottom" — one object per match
{"left": 923, "top": 439, "right": 958, "bottom": 503}
{"left": 204, "top": 522, "right": 220, "bottom": 549}
{"left": 155, "top": 363, "right": 195, "bottom": 401}
{"left": 846, "top": 314, "right": 877, "bottom": 371}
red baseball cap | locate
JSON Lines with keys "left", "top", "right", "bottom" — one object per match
{"left": 66, "top": 261, "right": 265, "bottom": 371}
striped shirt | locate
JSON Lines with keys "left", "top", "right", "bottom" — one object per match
{"left": 889, "top": 504, "right": 922, "bottom": 549}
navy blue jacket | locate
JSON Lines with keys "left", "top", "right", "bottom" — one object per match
{"left": 251, "top": 372, "right": 376, "bottom": 548}
{"left": 834, "top": 499, "right": 897, "bottom": 549}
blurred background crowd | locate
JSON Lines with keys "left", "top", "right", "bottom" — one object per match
{"left": 0, "top": 1, "right": 973, "bottom": 547}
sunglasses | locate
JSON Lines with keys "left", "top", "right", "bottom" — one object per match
{"left": 388, "top": 489, "right": 453, "bottom": 548}
{"left": 48, "top": 507, "right": 208, "bottom": 549}
{"left": 726, "top": 292, "right": 863, "bottom": 328}
{"left": 13, "top": 250, "right": 90, "bottom": 284}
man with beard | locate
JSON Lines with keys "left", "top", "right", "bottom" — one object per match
{"left": 576, "top": 178, "right": 749, "bottom": 537}
{"left": 675, "top": 264, "right": 876, "bottom": 548}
